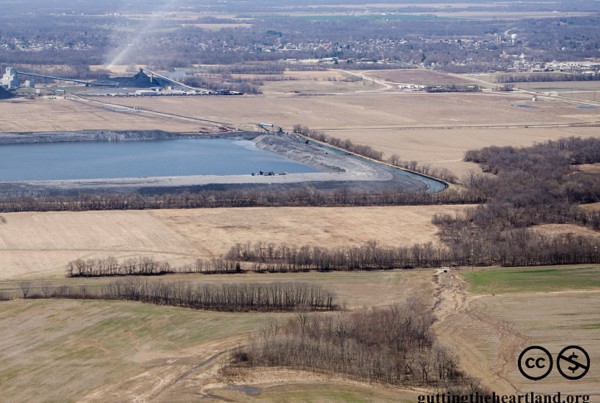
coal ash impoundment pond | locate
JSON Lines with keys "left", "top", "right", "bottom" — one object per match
{"left": 0, "top": 138, "right": 315, "bottom": 181}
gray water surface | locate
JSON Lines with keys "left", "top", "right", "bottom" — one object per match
{"left": 0, "top": 139, "right": 316, "bottom": 181}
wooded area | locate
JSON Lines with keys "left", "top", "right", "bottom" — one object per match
{"left": 231, "top": 304, "right": 487, "bottom": 393}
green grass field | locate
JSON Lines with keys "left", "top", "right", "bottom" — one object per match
{"left": 461, "top": 265, "right": 600, "bottom": 294}
{"left": 209, "top": 382, "right": 419, "bottom": 402}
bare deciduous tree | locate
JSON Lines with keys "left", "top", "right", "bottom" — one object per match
{"left": 20, "top": 281, "right": 31, "bottom": 299}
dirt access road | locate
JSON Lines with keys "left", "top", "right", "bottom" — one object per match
{"left": 432, "top": 269, "right": 526, "bottom": 394}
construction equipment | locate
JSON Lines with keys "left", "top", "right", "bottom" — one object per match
{"left": 257, "top": 123, "right": 284, "bottom": 134}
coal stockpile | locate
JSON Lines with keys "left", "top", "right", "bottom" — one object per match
{"left": 92, "top": 70, "right": 169, "bottom": 88}
{"left": 0, "top": 87, "right": 15, "bottom": 99}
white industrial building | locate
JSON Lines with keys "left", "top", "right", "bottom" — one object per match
{"left": 0, "top": 67, "right": 19, "bottom": 89}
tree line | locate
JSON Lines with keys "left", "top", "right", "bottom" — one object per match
{"left": 68, "top": 223, "right": 600, "bottom": 280}
{"left": 17, "top": 279, "right": 338, "bottom": 312}
{"left": 67, "top": 256, "right": 241, "bottom": 277}
{"left": 0, "top": 186, "right": 480, "bottom": 213}
{"left": 292, "top": 124, "right": 384, "bottom": 161}
{"left": 226, "top": 233, "right": 600, "bottom": 270}
{"left": 425, "top": 84, "right": 481, "bottom": 93}
{"left": 496, "top": 73, "right": 600, "bottom": 83}
{"left": 231, "top": 304, "right": 487, "bottom": 393}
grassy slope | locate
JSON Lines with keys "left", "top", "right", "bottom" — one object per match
{"left": 0, "top": 299, "right": 275, "bottom": 402}
{"left": 209, "top": 383, "right": 419, "bottom": 402}
{"left": 461, "top": 265, "right": 600, "bottom": 294}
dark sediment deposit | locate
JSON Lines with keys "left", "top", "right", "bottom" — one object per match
{"left": 0, "top": 130, "right": 253, "bottom": 145}
{"left": 0, "top": 87, "right": 15, "bottom": 100}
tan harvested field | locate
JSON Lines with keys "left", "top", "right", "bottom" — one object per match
{"left": 259, "top": 70, "right": 377, "bottom": 95}
{"left": 532, "top": 223, "right": 600, "bottom": 240}
{"left": 577, "top": 163, "right": 600, "bottom": 174}
{"left": 261, "top": 77, "right": 376, "bottom": 95}
{"left": 516, "top": 81, "right": 600, "bottom": 104}
{"left": 0, "top": 298, "right": 283, "bottom": 402}
{"left": 435, "top": 267, "right": 600, "bottom": 397}
{"left": 0, "top": 98, "right": 200, "bottom": 133}
{"left": 0, "top": 205, "right": 466, "bottom": 280}
{"left": 0, "top": 270, "right": 434, "bottom": 402}
{"left": 469, "top": 291, "right": 600, "bottom": 396}
{"left": 203, "top": 369, "right": 423, "bottom": 402}
{"left": 3, "top": 262, "right": 599, "bottom": 401}
{"left": 0, "top": 269, "right": 435, "bottom": 310}
{"left": 317, "top": 125, "right": 600, "bottom": 177}
{"left": 568, "top": 93, "right": 600, "bottom": 103}
{"left": 582, "top": 202, "right": 600, "bottom": 211}
{"left": 105, "top": 91, "right": 600, "bottom": 129}
{"left": 370, "top": 69, "right": 475, "bottom": 85}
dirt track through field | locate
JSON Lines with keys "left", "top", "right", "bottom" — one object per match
{"left": 79, "top": 338, "right": 238, "bottom": 402}
{"left": 432, "top": 270, "right": 527, "bottom": 394}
